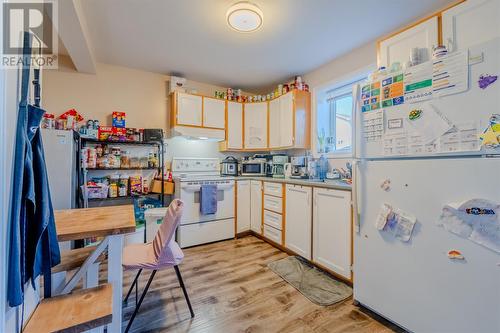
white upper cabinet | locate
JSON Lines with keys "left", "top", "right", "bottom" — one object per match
{"left": 236, "top": 180, "right": 251, "bottom": 233}
{"left": 442, "top": 0, "right": 500, "bottom": 52}
{"left": 279, "top": 92, "right": 294, "bottom": 147}
{"left": 313, "top": 188, "right": 352, "bottom": 280}
{"left": 244, "top": 102, "right": 268, "bottom": 149}
{"left": 250, "top": 180, "right": 262, "bottom": 234}
{"left": 285, "top": 184, "right": 312, "bottom": 260}
{"left": 203, "top": 97, "right": 225, "bottom": 129}
{"left": 269, "top": 92, "right": 298, "bottom": 149}
{"left": 379, "top": 16, "right": 438, "bottom": 68}
{"left": 227, "top": 101, "right": 243, "bottom": 149}
{"left": 269, "top": 98, "right": 281, "bottom": 148}
{"left": 176, "top": 92, "right": 202, "bottom": 126}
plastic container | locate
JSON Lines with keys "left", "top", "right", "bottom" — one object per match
{"left": 120, "top": 151, "right": 130, "bottom": 168}
{"left": 144, "top": 208, "right": 168, "bottom": 242}
{"left": 81, "top": 184, "right": 109, "bottom": 199}
{"left": 318, "top": 155, "right": 328, "bottom": 181}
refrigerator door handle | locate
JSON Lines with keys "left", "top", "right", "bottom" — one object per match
{"left": 352, "top": 159, "right": 361, "bottom": 234}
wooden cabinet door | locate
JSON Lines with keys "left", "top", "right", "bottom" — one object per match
{"left": 285, "top": 184, "right": 312, "bottom": 260}
{"left": 379, "top": 16, "right": 438, "bottom": 68}
{"left": 279, "top": 92, "right": 294, "bottom": 147}
{"left": 250, "top": 181, "right": 262, "bottom": 234}
{"left": 227, "top": 101, "right": 243, "bottom": 149}
{"left": 442, "top": 0, "right": 500, "bottom": 52}
{"left": 203, "top": 97, "right": 225, "bottom": 129}
{"left": 177, "top": 93, "right": 202, "bottom": 126}
{"left": 244, "top": 102, "right": 268, "bottom": 149}
{"left": 269, "top": 98, "right": 281, "bottom": 148}
{"left": 313, "top": 188, "right": 351, "bottom": 279}
{"left": 236, "top": 180, "right": 251, "bottom": 233}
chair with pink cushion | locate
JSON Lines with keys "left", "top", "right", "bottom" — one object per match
{"left": 122, "top": 199, "right": 194, "bottom": 333}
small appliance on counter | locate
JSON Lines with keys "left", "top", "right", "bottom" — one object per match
{"left": 220, "top": 156, "right": 238, "bottom": 176}
{"left": 290, "top": 156, "right": 309, "bottom": 179}
{"left": 265, "top": 155, "right": 274, "bottom": 177}
{"left": 241, "top": 155, "right": 267, "bottom": 176}
{"left": 272, "top": 155, "right": 288, "bottom": 178}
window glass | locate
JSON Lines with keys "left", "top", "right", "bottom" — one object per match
{"left": 316, "top": 77, "right": 364, "bottom": 155}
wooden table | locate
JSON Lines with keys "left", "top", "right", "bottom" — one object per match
{"left": 55, "top": 205, "right": 136, "bottom": 333}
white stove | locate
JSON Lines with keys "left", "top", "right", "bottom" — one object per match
{"left": 172, "top": 158, "right": 235, "bottom": 248}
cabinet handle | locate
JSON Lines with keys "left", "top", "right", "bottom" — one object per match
{"left": 352, "top": 160, "right": 360, "bottom": 234}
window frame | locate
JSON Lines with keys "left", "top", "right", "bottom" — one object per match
{"left": 328, "top": 89, "right": 353, "bottom": 154}
{"left": 311, "top": 65, "right": 374, "bottom": 159}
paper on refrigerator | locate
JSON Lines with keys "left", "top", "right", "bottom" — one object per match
{"left": 433, "top": 50, "right": 469, "bottom": 97}
{"left": 363, "top": 110, "right": 384, "bottom": 142}
{"left": 438, "top": 199, "right": 500, "bottom": 253}
{"left": 406, "top": 102, "right": 453, "bottom": 144}
{"left": 404, "top": 62, "right": 433, "bottom": 103}
{"left": 439, "top": 121, "right": 481, "bottom": 153}
{"left": 376, "top": 203, "right": 417, "bottom": 242}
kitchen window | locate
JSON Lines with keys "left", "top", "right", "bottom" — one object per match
{"left": 314, "top": 72, "right": 369, "bottom": 157}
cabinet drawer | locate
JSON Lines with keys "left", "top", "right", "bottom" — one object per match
{"left": 263, "top": 224, "right": 282, "bottom": 244}
{"left": 263, "top": 195, "right": 282, "bottom": 214}
{"left": 264, "top": 182, "right": 282, "bottom": 197}
{"left": 263, "top": 209, "right": 282, "bottom": 230}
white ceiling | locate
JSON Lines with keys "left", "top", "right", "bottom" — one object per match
{"left": 79, "top": 0, "right": 454, "bottom": 93}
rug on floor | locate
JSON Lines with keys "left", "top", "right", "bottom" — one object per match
{"left": 268, "top": 256, "right": 352, "bottom": 306}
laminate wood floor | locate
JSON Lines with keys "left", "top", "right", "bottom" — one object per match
{"left": 120, "top": 236, "right": 404, "bottom": 333}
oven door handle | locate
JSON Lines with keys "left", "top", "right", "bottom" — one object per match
{"left": 181, "top": 183, "right": 234, "bottom": 191}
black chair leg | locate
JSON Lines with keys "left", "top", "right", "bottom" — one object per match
{"left": 124, "top": 270, "right": 157, "bottom": 333}
{"left": 124, "top": 268, "right": 142, "bottom": 305}
{"left": 174, "top": 265, "right": 194, "bottom": 318}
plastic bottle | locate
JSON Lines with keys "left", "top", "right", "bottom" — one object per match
{"left": 318, "top": 155, "right": 328, "bottom": 181}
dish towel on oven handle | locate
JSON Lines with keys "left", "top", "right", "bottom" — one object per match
{"left": 200, "top": 184, "right": 217, "bottom": 215}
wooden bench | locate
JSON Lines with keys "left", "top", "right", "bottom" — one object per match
{"left": 24, "top": 284, "right": 113, "bottom": 333}
{"left": 52, "top": 246, "right": 106, "bottom": 274}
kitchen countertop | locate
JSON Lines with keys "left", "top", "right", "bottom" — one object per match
{"left": 235, "top": 176, "right": 352, "bottom": 191}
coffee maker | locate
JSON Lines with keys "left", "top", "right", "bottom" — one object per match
{"left": 271, "top": 155, "right": 288, "bottom": 178}
{"left": 290, "top": 156, "right": 308, "bottom": 179}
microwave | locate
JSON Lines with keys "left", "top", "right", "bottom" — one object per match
{"left": 241, "top": 159, "right": 267, "bottom": 176}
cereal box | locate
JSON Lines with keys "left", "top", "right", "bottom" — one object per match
{"left": 112, "top": 111, "right": 126, "bottom": 128}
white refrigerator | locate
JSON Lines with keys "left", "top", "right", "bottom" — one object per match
{"left": 41, "top": 129, "right": 78, "bottom": 210}
{"left": 353, "top": 38, "right": 500, "bottom": 332}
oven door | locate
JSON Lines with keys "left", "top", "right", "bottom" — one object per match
{"left": 241, "top": 163, "right": 264, "bottom": 175}
{"left": 179, "top": 180, "right": 235, "bottom": 225}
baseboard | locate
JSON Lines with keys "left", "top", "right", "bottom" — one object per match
{"left": 235, "top": 230, "right": 252, "bottom": 238}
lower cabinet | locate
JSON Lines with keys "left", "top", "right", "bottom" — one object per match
{"left": 312, "top": 187, "right": 352, "bottom": 280}
{"left": 238, "top": 180, "right": 352, "bottom": 281}
{"left": 285, "top": 184, "right": 312, "bottom": 260}
{"left": 236, "top": 180, "right": 250, "bottom": 233}
{"left": 250, "top": 180, "right": 262, "bottom": 234}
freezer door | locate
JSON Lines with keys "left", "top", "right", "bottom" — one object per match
{"left": 357, "top": 38, "right": 500, "bottom": 159}
{"left": 41, "top": 129, "right": 76, "bottom": 209}
{"left": 354, "top": 158, "right": 500, "bottom": 333}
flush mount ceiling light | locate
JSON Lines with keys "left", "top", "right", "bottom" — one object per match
{"left": 226, "top": 1, "right": 263, "bottom": 33}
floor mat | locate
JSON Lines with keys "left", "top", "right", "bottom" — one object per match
{"left": 268, "top": 256, "right": 352, "bottom": 306}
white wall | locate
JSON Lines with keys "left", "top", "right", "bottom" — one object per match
{"left": 42, "top": 57, "right": 253, "bottom": 162}
{"left": 304, "top": 41, "right": 377, "bottom": 170}
{"left": 304, "top": 42, "right": 376, "bottom": 89}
